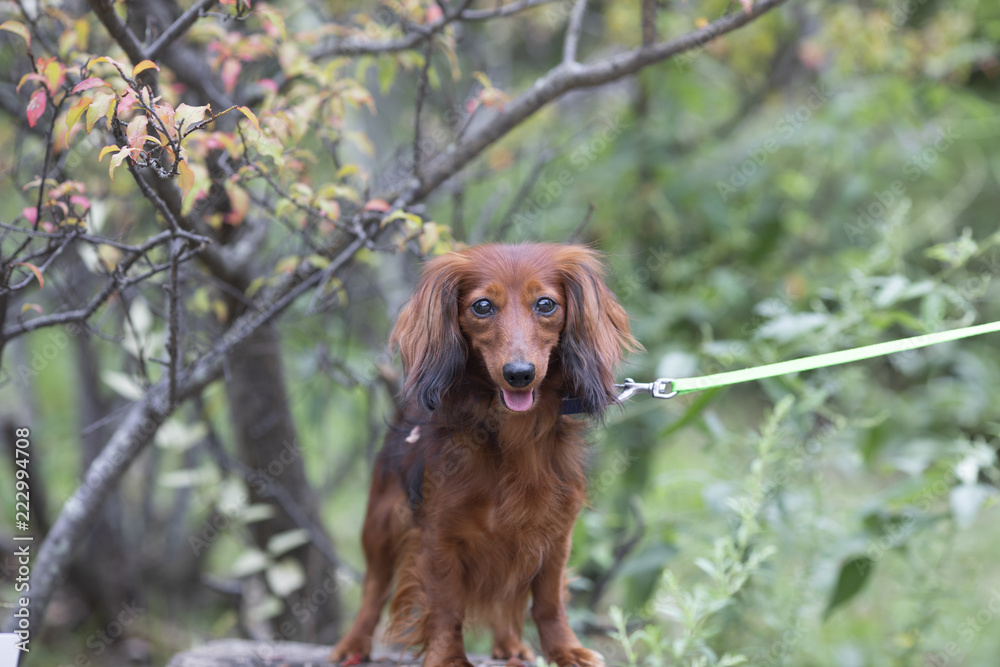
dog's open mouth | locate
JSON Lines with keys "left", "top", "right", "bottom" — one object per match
{"left": 500, "top": 388, "right": 534, "bottom": 412}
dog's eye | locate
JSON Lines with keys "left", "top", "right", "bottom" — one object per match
{"left": 535, "top": 297, "right": 557, "bottom": 314}
{"left": 471, "top": 299, "right": 494, "bottom": 317}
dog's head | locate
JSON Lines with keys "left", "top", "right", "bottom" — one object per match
{"left": 390, "top": 243, "right": 640, "bottom": 414}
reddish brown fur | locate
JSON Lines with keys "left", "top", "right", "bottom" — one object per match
{"left": 330, "top": 244, "right": 640, "bottom": 667}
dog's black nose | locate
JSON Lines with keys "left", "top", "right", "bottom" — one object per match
{"left": 502, "top": 361, "right": 535, "bottom": 388}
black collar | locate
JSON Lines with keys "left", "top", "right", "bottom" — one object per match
{"left": 559, "top": 396, "right": 586, "bottom": 415}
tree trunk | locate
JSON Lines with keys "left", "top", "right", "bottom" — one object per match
{"left": 225, "top": 321, "right": 342, "bottom": 642}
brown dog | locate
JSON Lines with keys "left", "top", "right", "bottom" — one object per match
{"left": 330, "top": 243, "right": 638, "bottom": 667}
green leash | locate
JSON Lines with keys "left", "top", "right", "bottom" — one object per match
{"left": 615, "top": 319, "right": 1000, "bottom": 401}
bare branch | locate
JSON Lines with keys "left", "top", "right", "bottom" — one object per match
{"left": 563, "top": 0, "right": 589, "bottom": 65}
{"left": 405, "top": 0, "right": 791, "bottom": 204}
{"left": 1, "top": 229, "right": 202, "bottom": 339}
{"left": 413, "top": 38, "right": 435, "bottom": 182}
{"left": 315, "top": 0, "right": 474, "bottom": 58}
{"left": 642, "top": 0, "right": 657, "bottom": 46}
{"left": 146, "top": 0, "right": 219, "bottom": 61}
{"left": 3, "top": 226, "right": 372, "bottom": 634}
{"left": 166, "top": 239, "right": 181, "bottom": 409}
{"left": 495, "top": 148, "right": 554, "bottom": 240}
{"left": 568, "top": 202, "right": 596, "bottom": 243}
{"left": 462, "top": 0, "right": 559, "bottom": 21}
{"left": 86, "top": 0, "right": 147, "bottom": 66}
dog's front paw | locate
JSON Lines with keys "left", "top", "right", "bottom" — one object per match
{"left": 328, "top": 634, "right": 371, "bottom": 664}
{"left": 424, "top": 656, "right": 475, "bottom": 667}
{"left": 547, "top": 646, "right": 605, "bottom": 667}
{"left": 492, "top": 636, "right": 536, "bottom": 662}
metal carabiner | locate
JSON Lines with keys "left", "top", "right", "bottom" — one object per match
{"left": 614, "top": 377, "right": 677, "bottom": 402}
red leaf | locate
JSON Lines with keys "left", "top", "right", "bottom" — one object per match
{"left": 117, "top": 88, "right": 139, "bottom": 117}
{"left": 72, "top": 77, "right": 107, "bottom": 94}
{"left": 26, "top": 88, "right": 46, "bottom": 127}
{"left": 425, "top": 4, "right": 444, "bottom": 23}
{"left": 363, "top": 198, "right": 391, "bottom": 212}
{"left": 70, "top": 194, "right": 91, "bottom": 210}
{"left": 221, "top": 58, "right": 241, "bottom": 94}
{"left": 22, "top": 207, "right": 37, "bottom": 224}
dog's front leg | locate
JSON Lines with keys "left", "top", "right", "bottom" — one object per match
{"left": 419, "top": 547, "right": 472, "bottom": 667}
{"left": 531, "top": 533, "right": 605, "bottom": 667}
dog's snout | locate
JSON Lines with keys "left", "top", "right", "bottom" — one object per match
{"left": 502, "top": 361, "right": 535, "bottom": 388}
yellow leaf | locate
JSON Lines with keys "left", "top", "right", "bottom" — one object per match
{"left": 335, "top": 164, "right": 358, "bottom": 180}
{"left": 237, "top": 105, "right": 262, "bottom": 137}
{"left": 472, "top": 71, "right": 492, "bottom": 88}
{"left": 86, "top": 91, "right": 115, "bottom": 133}
{"left": 97, "top": 245, "right": 122, "bottom": 271}
{"left": 63, "top": 95, "right": 92, "bottom": 143}
{"left": 132, "top": 59, "right": 159, "bottom": 78}
{"left": 274, "top": 256, "right": 300, "bottom": 274}
{"left": 177, "top": 160, "right": 194, "bottom": 198}
{"left": 0, "top": 20, "right": 31, "bottom": 50}
{"left": 16, "top": 262, "right": 44, "bottom": 289}
{"left": 174, "top": 103, "right": 211, "bottom": 135}
{"left": 88, "top": 56, "right": 128, "bottom": 78}
{"left": 98, "top": 144, "right": 118, "bottom": 162}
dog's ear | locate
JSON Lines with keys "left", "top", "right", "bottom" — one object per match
{"left": 556, "top": 246, "right": 642, "bottom": 415}
{"left": 390, "top": 253, "right": 469, "bottom": 412}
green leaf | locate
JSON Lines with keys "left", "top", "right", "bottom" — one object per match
{"left": 265, "top": 558, "right": 305, "bottom": 597}
{"left": 231, "top": 549, "right": 271, "bottom": 578}
{"left": 823, "top": 556, "right": 875, "bottom": 620}
{"left": 266, "top": 529, "right": 311, "bottom": 557}
{"left": 378, "top": 57, "right": 397, "bottom": 95}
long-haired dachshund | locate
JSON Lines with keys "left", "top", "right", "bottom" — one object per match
{"left": 330, "top": 243, "right": 639, "bottom": 667}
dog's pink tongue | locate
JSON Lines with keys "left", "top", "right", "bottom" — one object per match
{"left": 502, "top": 389, "right": 534, "bottom": 412}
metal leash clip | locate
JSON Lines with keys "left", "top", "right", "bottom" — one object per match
{"left": 614, "top": 377, "right": 678, "bottom": 402}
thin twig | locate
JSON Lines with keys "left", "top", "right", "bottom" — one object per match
{"left": 462, "top": 0, "right": 559, "bottom": 20}
{"left": 315, "top": 0, "right": 474, "bottom": 57}
{"left": 568, "top": 202, "right": 595, "bottom": 243}
{"left": 412, "top": 38, "right": 435, "bottom": 183}
{"left": 642, "top": 0, "right": 657, "bottom": 46}
{"left": 563, "top": 0, "right": 589, "bottom": 65}
{"left": 166, "top": 238, "right": 181, "bottom": 409}
{"left": 146, "top": 0, "right": 219, "bottom": 60}
{"left": 5, "top": 219, "right": 377, "bottom": 634}
{"left": 495, "top": 148, "right": 553, "bottom": 240}
{"left": 404, "top": 0, "right": 791, "bottom": 204}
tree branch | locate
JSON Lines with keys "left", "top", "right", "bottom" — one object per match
{"left": 146, "top": 0, "right": 218, "bottom": 61}
{"left": 314, "top": 0, "right": 475, "bottom": 58}
{"left": 404, "top": 0, "right": 790, "bottom": 204}
{"left": 563, "top": 0, "right": 589, "bottom": 65}
{"left": 2, "top": 227, "right": 372, "bottom": 634}
{"left": 86, "top": 0, "right": 147, "bottom": 65}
